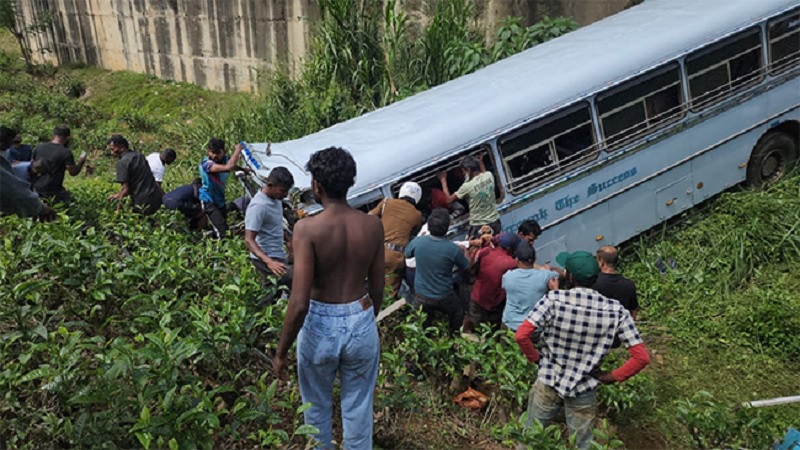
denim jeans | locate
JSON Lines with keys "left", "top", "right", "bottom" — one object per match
{"left": 526, "top": 379, "right": 597, "bottom": 450}
{"left": 297, "top": 298, "right": 380, "bottom": 450}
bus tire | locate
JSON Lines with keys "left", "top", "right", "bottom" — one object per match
{"left": 745, "top": 132, "right": 798, "bottom": 188}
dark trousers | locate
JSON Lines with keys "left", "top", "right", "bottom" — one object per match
{"left": 411, "top": 291, "right": 464, "bottom": 334}
{"left": 202, "top": 202, "right": 229, "bottom": 239}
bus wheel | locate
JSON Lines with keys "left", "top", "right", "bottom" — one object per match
{"left": 746, "top": 132, "right": 797, "bottom": 188}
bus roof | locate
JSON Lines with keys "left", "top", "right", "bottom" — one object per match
{"left": 249, "top": 0, "right": 797, "bottom": 196}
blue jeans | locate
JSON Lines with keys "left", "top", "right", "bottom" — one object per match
{"left": 297, "top": 298, "right": 380, "bottom": 450}
{"left": 526, "top": 379, "right": 597, "bottom": 450}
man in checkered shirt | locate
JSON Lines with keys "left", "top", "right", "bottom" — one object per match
{"left": 515, "top": 250, "right": 650, "bottom": 450}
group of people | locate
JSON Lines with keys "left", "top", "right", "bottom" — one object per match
{"left": 368, "top": 154, "right": 649, "bottom": 449}
{"left": 1, "top": 127, "right": 650, "bottom": 449}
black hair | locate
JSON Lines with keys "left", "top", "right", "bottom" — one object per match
{"left": 572, "top": 274, "right": 598, "bottom": 288}
{"left": 305, "top": 147, "right": 356, "bottom": 200}
{"left": 427, "top": 208, "right": 451, "bottom": 237}
{"left": 518, "top": 219, "right": 542, "bottom": 237}
{"left": 107, "top": 134, "right": 129, "bottom": 149}
{"left": 163, "top": 148, "right": 177, "bottom": 161}
{"left": 267, "top": 166, "right": 295, "bottom": 188}
{"left": 514, "top": 241, "right": 536, "bottom": 263}
{"left": 0, "top": 126, "right": 16, "bottom": 151}
{"left": 53, "top": 126, "right": 71, "bottom": 138}
{"left": 207, "top": 138, "right": 226, "bottom": 154}
{"left": 460, "top": 155, "right": 480, "bottom": 173}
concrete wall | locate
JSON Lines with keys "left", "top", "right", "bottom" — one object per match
{"left": 19, "top": 0, "right": 631, "bottom": 92}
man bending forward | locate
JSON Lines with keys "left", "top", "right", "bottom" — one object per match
{"left": 274, "top": 147, "right": 384, "bottom": 450}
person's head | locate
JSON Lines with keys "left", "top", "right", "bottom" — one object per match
{"left": 29, "top": 159, "right": 45, "bottom": 176}
{"left": 517, "top": 219, "right": 542, "bottom": 245}
{"left": 399, "top": 181, "right": 422, "bottom": 205}
{"left": 459, "top": 155, "right": 481, "bottom": 177}
{"left": 107, "top": 134, "right": 129, "bottom": 157}
{"left": 53, "top": 126, "right": 71, "bottom": 145}
{"left": 514, "top": 241, "right": 536, "bottom": 268}
{"left": 0, "top": 126, "right": 17, "bottom": 151}
{"left": 596, "top": 245, "right": 619, "bottom": 273}
{"left": 427, "top": 208, "right": 451, "bottom": 237}
{"left": 207, "top": 138, "right": 226, "bottom": 163}
{"left": 265, "top": 166, "right": 295, "bottom": 200}
{"left": 305, "top": 147, "right": 356, "bottom": 201}
{"left": 497, "top": 232, "right": 520, "bottom": 255}
{"left": 161, "top": 148, "right": 177, "bottom": 165}
{"left": 11, "top": 134, "right": 22, "bottom": 149}
{"left": 556, "top": 251, "right": 600, "bottom": 288}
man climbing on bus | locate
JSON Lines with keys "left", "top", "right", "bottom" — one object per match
{"left": 436, "top": 154, "right": 501, "bottom": 237}
{"left": 369, "top": 181, "right": 423, "bottom": 299}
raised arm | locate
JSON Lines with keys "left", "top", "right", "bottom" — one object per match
{"left": 67, "top": 152, "right": 86, "bottom": 176}
{"left": 206, "top": 144, "right": 243, "bottom": 173}
{"left": 436, "top": 171, "right": 459, "bottom": 204}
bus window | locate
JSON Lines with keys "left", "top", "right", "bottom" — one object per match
{"left": 500, "top": 102, "right": 596, "bottom": 193}
{"left": 768, "top": 7, "right": 800, "bottom": 75}
{"left": 390, "top": 145, "right": 503, "bottom": 221}
{"left": 597, "top": 64, "right": 684, "bottom": 150}
{"left": 686, "top": 27, "right": 763, "bottom": 110}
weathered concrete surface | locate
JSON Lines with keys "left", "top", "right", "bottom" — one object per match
{"left": 19, "top": 0, "right": 630, "bottom": 92}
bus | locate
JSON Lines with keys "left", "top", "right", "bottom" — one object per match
{"left": 241, "top": 0, "right": 800, "bottom": 266}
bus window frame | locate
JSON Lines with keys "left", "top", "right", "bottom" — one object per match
{"left": 499, "top": 101, "right": 599, "bottom": 195}
{"left": 597, "top": 62, "right": 686, "bottom": 152}
{"left": 389, "top": 143, "right": 506, "bottom": 204}
{"left": 685, "top": 26, "right": 765, "bottom": 112}
{"left": 767, "top": 7, "right": 800, "bottom": 75}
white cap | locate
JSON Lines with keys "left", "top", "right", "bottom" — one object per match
{"left": 399, "top": 181, "right": 422, "bottom": 204}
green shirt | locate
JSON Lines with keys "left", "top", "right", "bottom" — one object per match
{"left": 455, "top": 171, "right": 499, "bottom": 225}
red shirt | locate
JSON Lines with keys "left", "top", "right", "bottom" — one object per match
{"left": 472, "top": 246, "right": 517, "bottom": 310}
{"left": 431, "top": 188, "right": 449, "bottom": 210}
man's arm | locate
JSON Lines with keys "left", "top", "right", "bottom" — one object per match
{"left": 109, "top": 182, "right": 130, "bottom": 210}
{"left": 273, "top": 220, "right": 315, "bottom": 378}
{"left": 367, "top": 216, "right": 385, "bottom": 315}
{"left": 594, "top": 311, "right": 650, "bottom": 383}
{"left": 244, "top": 229, "right": 287, "bottom": 276}
{"left": 66, "top": 152, "right": 86, "bottom": 176}
{"left": 478, "top": 152, "right": 487, "bottom": 173}
{"left": 436, "top": 172, "right": 459, "bottom": 204}
{"left": 206, "top": 144, "right": 243, "bottom": 173}
{"left": 514, "top": 320, "right": 541, "bottom": 363}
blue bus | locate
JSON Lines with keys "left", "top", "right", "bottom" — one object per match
{"left": 242, "top": 0, "right": 800, "bottom": 266}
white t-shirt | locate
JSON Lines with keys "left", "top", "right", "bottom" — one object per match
{"left": 146, "top": 153, "right": 165, "bottom": 182}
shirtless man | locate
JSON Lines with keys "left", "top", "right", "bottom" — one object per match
{"left": 273, "top": 147, "right": 384, "bottom": 450}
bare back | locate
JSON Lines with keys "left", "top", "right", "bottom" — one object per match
{"left": 293, "top": 204, "right": 384, "bottom": 306}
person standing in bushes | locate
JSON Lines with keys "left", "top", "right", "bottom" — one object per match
{"left": 32, "top": 125, "right": 87, "bottom": 205}
{"left": 369, "top": 181, "right": 423, "bottom": 299}
{"left": 273, "top": 147, "right": 384, "bottom": 450}
{"left": 163, "top": 179, "right": 206, "bottom": 230}
{"left": 515, "top": 250, "right": 650, "bottom": 450}
{"left": 8, "top": 134, "right": 33, "bottom": 163}
{"left": 501, "top": 241, "right": 559, "bottom": 331}
{"left": 594, "top": 245, "right": 640, "bottom": 320}
{"left": 245, "top": 166, "right": 295, "bottom": 304}
{"left": 146, "top": 147, "right": 177, "bottom": 191}
{"left": 198, "top": 138, "right": 246, "bottom": 239}
{"left": 0, "top": 156, "right": 55, "bottom": 220}
{"left": 107, "top": 135, "right": 162, "bottom": 216}
{"left": 462, "top": 232, "right": 520, "bottom": 334}
{"left": 404, "top": 208, "right": 470, "bottom": 334}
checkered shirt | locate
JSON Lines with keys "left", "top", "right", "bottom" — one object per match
{"left": 525, "top": 287, "right": 643, "bottom": 397}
